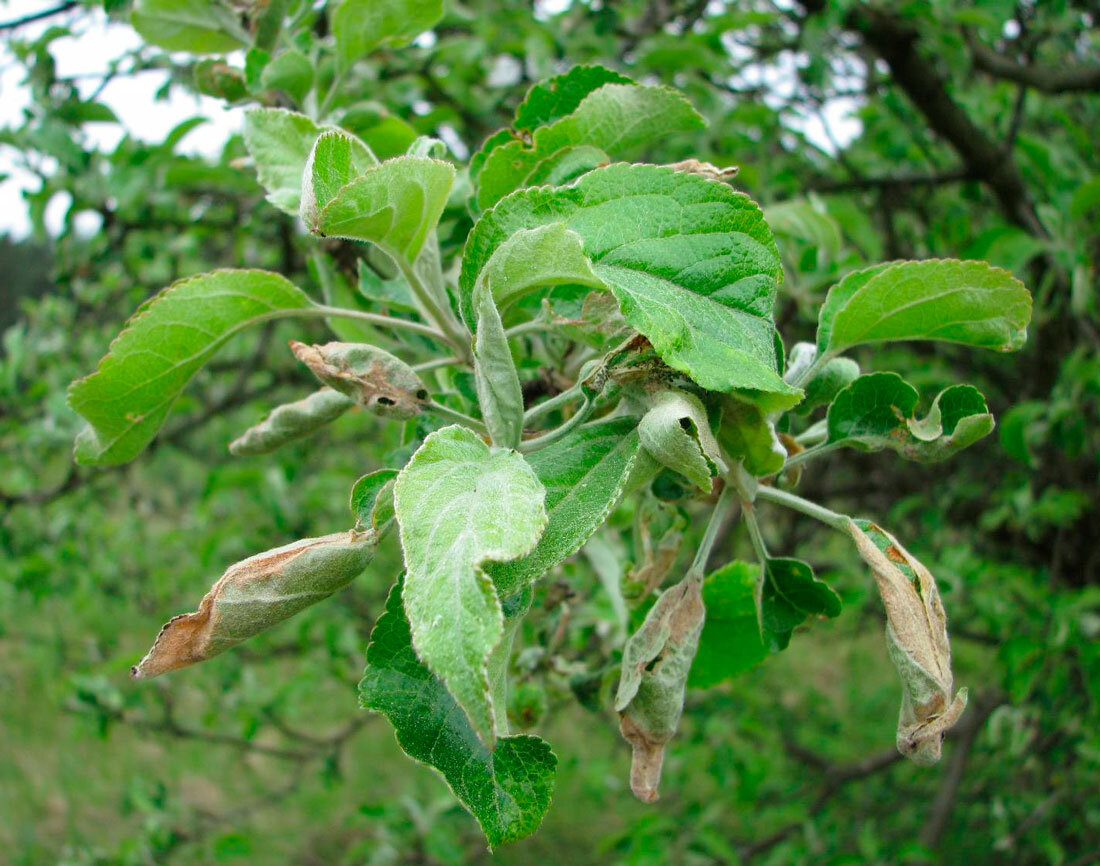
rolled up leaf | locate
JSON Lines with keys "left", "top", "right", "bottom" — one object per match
{"left": 229, "top": 387, "right": 354, "bottom": 456}
{"left": 132, "top": 530, "right": 376, "bottom": 678}
{"left": 290, "top": 340, "right": 428, "bottom": 419}
{"left": 615, "top": 573, "right": 705, "bottom": 802}
{"left": 847, "top": 519, "right": 967, "bottom": 764}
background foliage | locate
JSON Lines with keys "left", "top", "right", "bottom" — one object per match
{"left": 2, "top": 0, "right": 1098, "bottom": 863}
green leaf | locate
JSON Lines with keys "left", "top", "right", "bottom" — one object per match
{"left": 718, "top": 398, "right": 787, "bottom": 476}
{"left": 394, "top": 426, "right": 547, "bottom": 743}
{"left": 243, "top": 108, "right": 326, "bottom": 215}
{"left": 69, "top": 270, "right": 313, "bottom": 466}
{"left": 133, "top": 530, "right": 376, "bottom": 678}
{"left": 194, "top": 60, "right": 248, "bottom": 101}
{"left": 461, "top": 164, "right": 800, "bottom": 411}
{"left": 766, "top": 199, "right": 843, "bottom": 262}
{"left": 473, "top": 288, "right": 524, "bottom": 449}
{"left": 462, "top": 223, "right": 603, "bottom": 325}
{"left": 470, "top": 65, "right": 632, "bottom": 185}
{"left": 689, "top": 560, "right": 768, "bottom": 688}
{"left": 359, "top": 578, "right": 556, "bottom": 847}
{"left": 474, "top": 84, "right": 705, "bottom": 210}
{"left": 826, "top": 372, "right": 995, "bottom": 463}
{"left": 349, "top": 468, "right": 399, "bottom": 528}
{"left": 761, "top": 557, "right": 842, "bottom": 652}
{"left": 229, "top": 388, "right": 353, "bottom": 456}
{"left": 638, "top": 389, "right": 723, "bottom": 491}
{"left": 816, "top": 259, "right": 1032, "bottom": 357}
{"left": 514, "top": 64, "right": 635, "bottom": 130}
{"left": 797, "top": 356, "right": 860, "bottom": 415}
{"left": 131, "top": 0, "right": 244, "bottom": 53}
{"left": 299, "top": 128, "right": 378, "bottom": 229}
{"left": 333, "top": 0, "right": 443, "bottom": 70}
{"left": 486, "top": 417, "right": 649, "bottom": 596}
{"left": 357, "top": 259, "right": 418, "bottom": 312}
{"left": 313, "top": 156, "right": 455, "bottom": 264}
{"left": 259, "top": 50, "right": 314, "bottom": 104}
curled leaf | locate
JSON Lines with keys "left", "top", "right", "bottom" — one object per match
{"left": 229, "top": 387, "right": 354, "bottom": 456}
{"left": 638, "top": 389, "right": 725, "bottom": 491}
{"left": 847, "top": 519, "right": 968, "bottom": 764}
{"left": 349, "top": 468, "right": 398, "bottom": 529}
{"left": 132, "top": 530, "right": 376, "bottom": 678}
{"left": 615, "top": 574, "right": 705, "bottom": 802}
{"left": 290, "top": 341, "right": 428, "bottom": 419}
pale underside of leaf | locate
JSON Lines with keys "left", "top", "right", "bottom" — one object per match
{"left": 394, "top": 426, "right": 548, "bottom": 745}
{"left": 132, "top": 530, "right": 375, "bottom": 678}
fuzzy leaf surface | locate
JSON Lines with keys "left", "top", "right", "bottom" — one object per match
{"left": 300, "top": 128, "right": 377, "bottom": 228}
{"left": 229, "top": 388, "right": 353, "bottom": 456}
{"left": 69, "top": 270, "right": 312, "bottom": 465}
{"left": 243, "top": 108, "right": 326, "bottom": 214}
{"left": 359, "top": 578, "right": 557, "bottom": 847}
{"left": 394, "top": 426, "right": 547, "bottom": 743}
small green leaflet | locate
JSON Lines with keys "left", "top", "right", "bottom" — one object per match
{"left": 475, "top": 83, "right": 705, "bottom": 210}
{"left": 638, "top": 389, "right": 723, "bottom": 491}
{"left": 827, "top": 372, "right": 995, "bottom": 462}
{"left": 797, "top": 356, "right": 860, "bottom": 415}
{"left": 689, "top": 560, "right": 768, "bottom": 688}
{"left": 313, "top": 157, "right": 455, "bottom": 264}
{"left": 761, "top": 557, "right": 842, "bottom": 652}
{"left": 131, "top": 0, "right": 244, "bottom": 54}
{"left": 816, "top": 259, "right": 1032, "bottom": 357}
{"left": 243, "top": 108, "right": 326, "bottom": 215}
{"left": 229, "top": 388, "right": 353, "bottom": 456}
{"left": 394, "top": 426, "right": 547, "bottom": 744}
{"left": 260, "top": 50, "right": 313, "bottom": 103}
{"left": 360, "top": 578, "right": 556, "bottom": 847}
{"left": 473, "top": 288, "right": 524, "bottom": 449}
{"left": 349, "top": 468, "right": 399, "bottom": 529}
{"left": 766, "top": 199, "right": 843, "bottom": 263}
{"left": 718, "top": 398, "right": 787, "bottom": 477}
{"left": 299, "top": 129, "right": 377, "bottom": 228}
{"left": 332, "top": 0, "right": 443, "bottom": 71}
{"left": 69, "top": 270, "right": 313, "bottom": 466}
{"left": 469, "top": 64, "right": 634, "bottom": 187}
{"left": 461, "top": 164, "right": 800, "bottom": 411}
{"left": 486, "top": 417, "right": 646, "bottom": 596}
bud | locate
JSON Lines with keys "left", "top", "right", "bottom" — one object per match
{"left": 132, "top": 530, "right": 375, "bottom": 679}
{"left": 615, "top": 574, "right": 705, "bottom": 802}
{"left": 229, "top": 387, "right": 353, "bottom": 456}
{"left": 847, "top": 519, "right": 968, "bottom": 764}
{"left": 290, "top": 341, "right": 428, "bottom": 419}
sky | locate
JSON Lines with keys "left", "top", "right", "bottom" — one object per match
{"left": 0, "top": 0, "right": 862, "bottom": 239}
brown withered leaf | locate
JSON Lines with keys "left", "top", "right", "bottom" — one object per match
{"left": 132, "top": 530, "right": 376, "bottom": 679}
{"left": 290, "top": 340, "right": 428, "bottom": 419}
{"left": 666, "top": 159, "right": 740, "bottom": 184}
{"left": 848, "top": 519, "right": 968, "bottom": 765}
{"left": 614, "top": 574, "right": 705, "bottom": 802}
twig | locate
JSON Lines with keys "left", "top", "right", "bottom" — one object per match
{"left": 0, "top": 1, "right": 77, "bottom": 31}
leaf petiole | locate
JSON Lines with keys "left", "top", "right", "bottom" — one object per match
{"left": 518, "top": 395, "right": 594, "bottom": 453}
{"left": 783, "top": 441, "right": 841, "bottom": 470}
{"left": 424, "top": 401, "right": 490, "bottom": 435}
{"left": 686, "top": 484, "right": 739, "bottom": 580}
{"left": 754, "top": 484, "right": 850, "bottom": 532}
{"left": 311, "top": 305, "right": 449, "bottom": 342}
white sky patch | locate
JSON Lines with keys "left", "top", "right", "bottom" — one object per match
{"left": 0, "top": 0, "right": 241, "bottom": 237}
